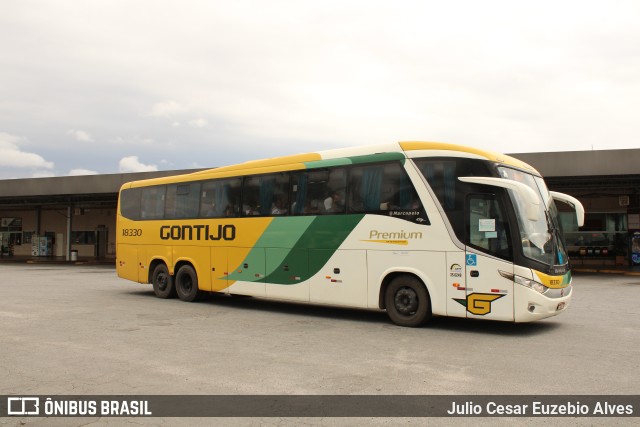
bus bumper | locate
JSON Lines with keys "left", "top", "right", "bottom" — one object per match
{"left": 514, "top": 284, "right": 572, "bottom": 322}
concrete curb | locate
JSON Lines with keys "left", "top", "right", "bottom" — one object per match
{"left": 26, "top": 260, "right": 115, "bottom": 266}
{"left": 0, "top": 257, "right": 115, "bottom": 266}
{"left": 573, "top": 268, "right": 640, "bottom": 276}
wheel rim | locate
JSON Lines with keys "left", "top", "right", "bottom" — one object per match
{"left": 394, "top": 286, "right": 418, "bottom": 316}
{"left": 156, "top": 272, "right": 168, "bottom": 292}
{"left": 180, "top": 275, "right": 193, "bottom": 294}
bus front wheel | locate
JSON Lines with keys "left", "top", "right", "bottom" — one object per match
{"left": 175, "top": 265, "right": 202, "bottom": 302}
{"left": 151, "top": 264, "right": 175, "bottom": 299}
{"left": 385, "top": 275, "right": 431, "bottom": 327}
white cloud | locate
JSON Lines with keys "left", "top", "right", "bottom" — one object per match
{"left": 67, "top": 129, "right": 93, "bottom": 142}
{"left": 188, "top": 118, "right": 207, "bottom": 128}
{"left": 148, "top": 101, "right": 189, "bottom": 118}
{"left": 149, "top": 101, "right": 207, "bottom": 129}
{"left": 0, "top": 132, "right": 54, "bottom": 169}
{"left": 68, "top": 168, "right": 98, "bottom": 176}
{"left": 119, "top": 156, "right": 158, "bottom": 173}
{"left": 32, "top": 170, "right": 56, "bottom": 178}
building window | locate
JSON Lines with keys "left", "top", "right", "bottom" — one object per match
{"left": 71, "top": 231, "right": 96, "bottom": 245}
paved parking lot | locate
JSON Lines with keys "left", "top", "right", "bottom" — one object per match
{"left": 1, "top": 264, "right": 639, "bottom": 425}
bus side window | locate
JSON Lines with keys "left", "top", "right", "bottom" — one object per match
{"left": 225, "top": 177, "right": 242, "bottom": 217}
{"left": 200, "top": 180, "right": 219, "bottom": 217}
{"left": 467, "top": 194, "right": 512, "bottom": 260}
{"left": 141, "top": 186, "right": 166, "bottom": 220}
{"left": 200, "top": 178, "right": 241, "bottom": 218}
{"left": 319, "top": 169, "right": 346, "bottom": 214}
{"left": 120, "top": 188, "right": 142, "bottom": 220}
{"left": 270, "top": 173, "right": 289, "bottom": 215}
{"left": 294, "top": 168, "right": 346, "bottom": 215}
{"left": 291, "top": 172, "right": 310, "bottom": 215}
{"left": 417, "top": 160, "right": 456, "bottom": 210}
{"left": 348, "top": 162, "right": 422, "bottom": 217}
{"left": 242, "top": 173, "right": 289, "bottom": 217}
{"left": 166, "top": 182, "right": 200, "bottom": 219}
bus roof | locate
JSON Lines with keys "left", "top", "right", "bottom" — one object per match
{"left": 399, "top": 141, "right": 540, "bottom": 174}
{"left": 124, "top": 141, "right": 540, "bottom": 189}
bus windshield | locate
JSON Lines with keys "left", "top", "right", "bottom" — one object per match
{"left": 498, "top": 166, "right": 568, "bottom": 267}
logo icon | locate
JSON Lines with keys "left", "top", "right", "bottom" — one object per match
{"left": 453, "top": 293, "right": 505, "bottom": 315}
{"left": 7, "top": 397, "right": 40, "bottom": 415}
{"left": 465, "top": 254, "right": 477, "bottom": 266}
{"left": 449, "top": 263, "right": 462, "bottom": 278}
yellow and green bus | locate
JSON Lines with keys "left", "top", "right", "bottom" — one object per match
{"left": 116, "top": 141, "right": 584, "bottom": 326}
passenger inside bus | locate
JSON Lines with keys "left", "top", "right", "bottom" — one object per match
{"left": 323, "top": 192, "right": 344, "bottom": 213}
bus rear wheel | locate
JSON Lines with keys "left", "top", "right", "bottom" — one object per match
{"left": 385, "top": 275, "right": 431, "bottom": 327}
{"left": 151, "top": 264, "right": 175, "bottom": 299}
{"left": 175, "top": 265, "right": 203, "bottom": 302}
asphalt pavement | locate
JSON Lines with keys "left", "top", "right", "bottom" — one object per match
{"left": 1, "top": 264, "right": 639, "bottom": 426}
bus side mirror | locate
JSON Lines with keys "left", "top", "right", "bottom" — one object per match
{"left": 549, "top": 191, "right": 585, "bottom": 227}
{"left": 459, "top": 176, "right": 540, "bottom": 222}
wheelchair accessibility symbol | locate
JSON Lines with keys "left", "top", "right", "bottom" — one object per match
{"left": 466, "top": 254, "right": 477, "bottom": 266}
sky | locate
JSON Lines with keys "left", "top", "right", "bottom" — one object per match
{"left": 1, "top": 0, "right": 639, "bottom": 179}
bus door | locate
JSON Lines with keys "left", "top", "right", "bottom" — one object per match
{"left": 464, "top": 194, "right": 514, "bottom": 321}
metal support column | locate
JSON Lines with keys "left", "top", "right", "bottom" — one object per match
{"left": 66, "top": 206, "right": 72, "bottom": 261}
{"left": 35, "top": 206, "right": 41, "bottom": 235}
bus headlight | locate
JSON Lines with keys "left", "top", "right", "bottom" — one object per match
{"left": 499, "top": 271, "right": 549, "bottom": 294}
{"left": 519, "top": 278, "right": 548, "bottom": 294}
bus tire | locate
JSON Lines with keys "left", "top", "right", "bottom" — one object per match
{"left": 385, "top": 275, "right": 431, "bottom": 327}
{"left": 151, "top": 263, "right": 175, "bottom": 299}
{"left": 175, "top": 265, "right": 202, "bottom": 302}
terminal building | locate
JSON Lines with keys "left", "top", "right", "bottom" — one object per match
{"left": 1, "top": 149, "right": 639, "bottom": 265}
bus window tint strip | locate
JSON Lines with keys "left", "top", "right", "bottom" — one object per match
{"left": 120, "top": 161, "right": 427, "bottom": 223}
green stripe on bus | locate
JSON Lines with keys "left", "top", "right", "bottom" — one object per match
{"left": 226, "top": 217, "right": 315, "bottom": 282}
{"left": 304, "top": 158, "right": 352, "bottom": 169}
{"left": 255, "top": 216, "right": 316, "bottom": 248}
{"left": 263, "top": 214, "right": 365, "bottom": 285}
{"left": 348, "top": 152, "right": 405, "bottom": 165}
{"left": 304, "top": 153, "right": 406, "bottom": 170}
{"left": 227, "top": 214, "right": 365, "bottom": 285}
